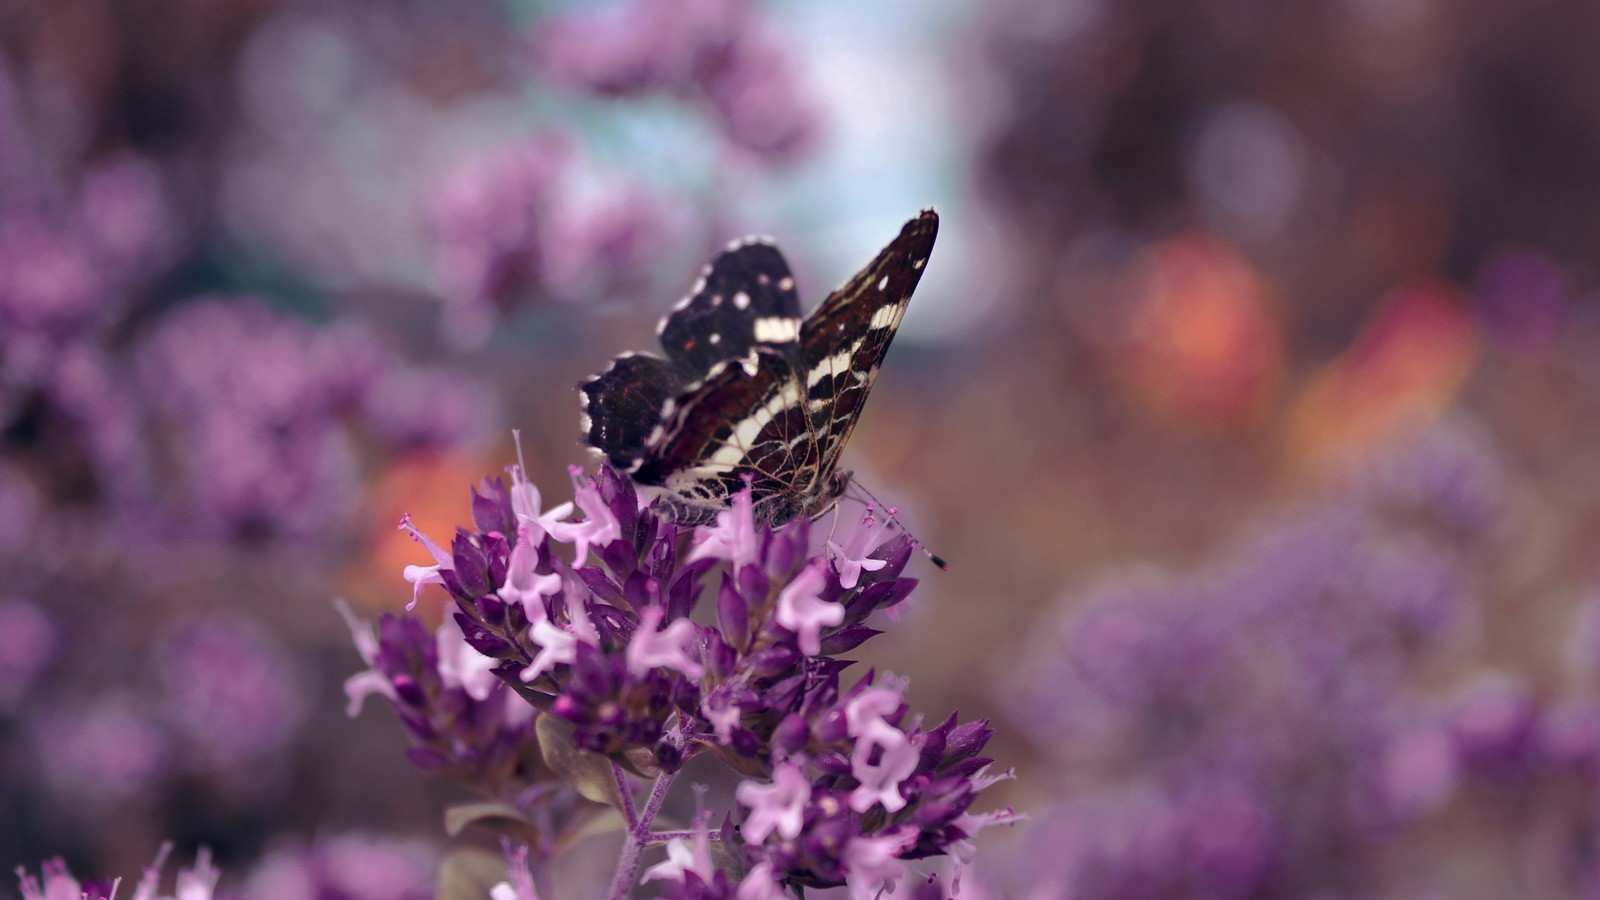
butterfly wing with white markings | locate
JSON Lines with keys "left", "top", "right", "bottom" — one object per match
{"left": 579, "top": 209, "right": 939, "bottom": 525}
{"left": 798, "top": 209, "right": 939, "bottom": 483}
{"left": 581, "top": 238, "right": 801, "bottom": 472}
{"left": 657, "top": 240, "right": 804, "bottom": 375}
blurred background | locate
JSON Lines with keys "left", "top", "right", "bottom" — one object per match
{"left": 6, "top": 0, "right": 1600, "bottom": 895}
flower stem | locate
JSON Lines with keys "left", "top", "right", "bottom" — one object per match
{"left": 613, "top": 762, "right": 639, "bottom": 829}
{"left": 606, "top": 769, "right": 679, "bottom": 899}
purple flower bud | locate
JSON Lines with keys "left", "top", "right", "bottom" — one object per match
{"left": 473, "top": 477, "right": 517, "bottom": 535}
{"left": 773, "top": 713, "right": 811, "bottom": 756}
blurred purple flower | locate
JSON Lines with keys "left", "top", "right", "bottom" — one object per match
{"left": 36, "top": 698, "right": 170, "bottom": 797}
{"left": 430, "top": 136, "right": 569, "bottom": 313}
{"left": 158, "top": 618, "right": 304, "bottom": 765}
{"left": 533, "top": 0, "right": 817, "bottom": 161}
{"left": 0, "top": 215, "right": 105, "bottom": 336}
{"left": 241, "top": 835, "right": 436, "bottom": 900}
{"left": 134, "top": 297, "right": 484, "bottom": 538}
{"left": 1447, "top": 672, "right": 1537, "bottom": 773}
{"left": 996, "top": 422, "right": 1537, "bottom": 896}
{"left": 1536, "top": 698, "right": 1600, "bottom": 768}
{"left": 1345, "top": 415, "right": 1510, "bottom": 539}
{"left": 1473, "top": 245, "right": 1570, "bottom": 358}
{"left": 16, "top": 844, "right": 218, "bottom": 900}
{"left": 0, "top": 598, "right": 58, "bottom": 708}
{"left": 1374, "top": 720, "right": 1459, "bottom": 820}
{"left": 492, "top": 843, "right": 544, "bottom": 900}
{"left": 76, "top": 154, "right": 179, "bottom": 282}
{"left": 427, "top": 138, "right": 675, "bottom": 338}
{"left": 0, "top": 461, "right": 40, "bottom": 555}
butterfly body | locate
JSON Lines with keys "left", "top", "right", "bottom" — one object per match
{"left": 580, "top": 209, "right": 938, "bottom": 525}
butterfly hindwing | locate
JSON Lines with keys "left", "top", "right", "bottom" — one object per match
{"left": 632, "top": 350, "right": 808, "bottom": 522}
{"left": 579, "top": 352, "right": 683, "bottom": 472}
{"left": 657, "top": 239, "right": 804, "bottom": 377}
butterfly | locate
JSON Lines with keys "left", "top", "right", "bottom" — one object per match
{"left": 579, "top": 208, "right": 938, "bottom": 526}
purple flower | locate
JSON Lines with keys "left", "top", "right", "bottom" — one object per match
{"left": 0, "top": 598, "right": 58, "bottom": 708}
{"left": 627, "top": 605, "right": 706, "bottom": 679}
{"left": 737, "top": 759, "right": 810, "bottom": 842}
{"left": 429, "top": 136, "right": 569, "bottom": 312}
{"left": 426, "top": 139, "right": 675, "bottom": 336}
{"left": 532, "top": 0, "right": 818, "bottom": 161}
{"left": 641, "top": 825, "right": 716, "bottom": 886}
{"left": 36, "top": 698, "right": 170, "bottom": 797}
{"left": 353, "top": 459, "right": 1003, "bottom": 894}
{"left": 1447, "top": 672, "right": 1537, "bottom": 772}
{"left": 492, "top": 843, "right": 544, "bottom": 900}
{"left": 158, "top": 618, "right": 304, "bottom": 765}
{"left": 774, "top": 560, "right": 842, "bottom": 656}
{"left": 828, "top": 506, "right": 891, "bottom": 590}
{"left": 16, "top": 844, "right": 218, "bottom": 900}
{"left": 1473, "top": 244, "right": 1570, "bottom": 357}
{"left": 1375, "top": 720, "right": 1459, "bottom": 819}
{"left": 688, "top": 481, "right": 760, "bottom": 571}
{"left": 341, "top": 602, "right": 539, "bottom": 792}
{"left": 242, "top": 835, "right": 436, "bottom": 900}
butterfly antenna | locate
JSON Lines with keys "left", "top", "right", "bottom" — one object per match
{"left": 844, "top": 478, "right": 949, "bottom": 571}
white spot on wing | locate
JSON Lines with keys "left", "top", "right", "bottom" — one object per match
{"left": 912, "top": 258, "right": 926, "bottom": 270}
{"left": 807, "top": 340, "right": 863, "bottom": 387}
{"left": 753, "top": 316, "right": 799, "bottom": 343}
{"left": 733, "top": 291, "right": 751, "bottom": 310}
{"left": 876, "top": 274, "right": 889, "bottom": 291}
{"left": 777, "top": 276, "right": 794, "bottom": 292}
{"left": 869, "top": 303, "right": 900, "bottom": 331}
{"left": 709, "top": 333, "right": 721, "bottom": 345}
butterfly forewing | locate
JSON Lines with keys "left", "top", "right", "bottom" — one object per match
{"left": 657, "top": 239, "right": 803, "bottom": 376}
{"left": 579, "top": 208, "right": 939, "bottom": 525}
{"left": 799, "top": 210, "right": 939, "bottom": 472}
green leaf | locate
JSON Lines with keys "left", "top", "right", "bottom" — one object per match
{"left": 536, "top": 714, "right": 626, "bottom": 811}
{"left": 435, "top": 847, "right": 508, "bottom": 900}
{"left": 504, "top": 679, "right": 557, "bottom": 712}
{"left": 444, "top": 801, "right": 533, "bottom": 838}
{"left": 554, "top": 808, "right": 630, "bottom": 854}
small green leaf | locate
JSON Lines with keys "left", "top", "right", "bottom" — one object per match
{"left": 435, "top": 847, "right": 508, "bottom": 900}
{"left": 504, "top": 679, "right": 556, "bottom": 712}
{"left": 537, "top": 714, "right": 626, "bottom": 811}
{"left": 443, "top": 801, "right": 532, "bottom": 838}
{"left": 553, "top": 808, "right": 630, "bottom": 853}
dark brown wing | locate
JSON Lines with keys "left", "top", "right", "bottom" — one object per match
{"left": 580, "top": 238, "right": 802, "bottom": 472}
{"left": 631, "top": 350, "right": 812, "bottom": 523}
{"left": 797, "top": 208, "right": 939, "bottom": 478}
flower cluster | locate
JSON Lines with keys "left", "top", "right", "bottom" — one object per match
{"left": 131, "top": 297, "right": 484, "bottom": 539}
{"left": 427, "top": 136, "right": 676, "bottom": 334}
{"left": 348, "top": 458, "right": 1012, "bottom": 896}
{"left": 996, "top": 420, "right": 1600, "bottom": 897}
{"left": 16, "top": 844, "right": 218, "bottom": 900}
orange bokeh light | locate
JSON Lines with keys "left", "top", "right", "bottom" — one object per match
{"left": 1286, "top": 280, "right": 1480, "bottom": 463}
{"left": 1117, "top": 235, "right": 1284, "bottom": 430}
